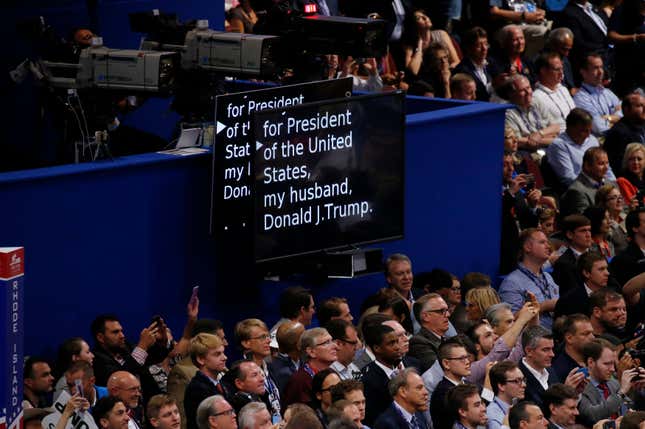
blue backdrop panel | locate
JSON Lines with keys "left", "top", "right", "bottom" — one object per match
{"left": 0, "top": 96, "right": 507, "bottom": 363}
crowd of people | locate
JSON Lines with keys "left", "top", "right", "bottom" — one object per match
{"left": 17, "top": 0, "right": 645, "bottom": 426}
{"left": 21, "top": 247, "right": 645, "bottom": 429}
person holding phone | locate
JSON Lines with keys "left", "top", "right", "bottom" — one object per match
{"left": 578, "top": 338, "right": 645, "bottom": 427}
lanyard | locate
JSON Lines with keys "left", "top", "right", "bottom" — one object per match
{"left": 517, "top": 265, "right": 554, "bottom": 299}
{"left": 302, "top": 363, "right": 317, "bottom": 378}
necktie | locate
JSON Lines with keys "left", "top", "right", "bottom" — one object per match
{"left": 410, "top": 415, "right": 420, "bottom": 429}
{"left": 598, "top": 383, "right": 618, "bottom": 419}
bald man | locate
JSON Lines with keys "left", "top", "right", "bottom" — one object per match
{"left": 268, "top": 321, "right": 304, "bottom": 395}
{"left": 107, "top": 371, "right": 143, "bottom": 429}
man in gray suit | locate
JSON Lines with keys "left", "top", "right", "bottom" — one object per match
{"left": 408, "top": 293, "right": 450, "bottom": 372}
{"left": 577, "top": 338, "right": 643, "bottom": 427}
{"left": 561, "top": 147, "right": 613, "bottom": 216}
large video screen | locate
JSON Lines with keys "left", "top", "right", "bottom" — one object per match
{"left": 252, "top": 91, "right": 405, "bottom": 262}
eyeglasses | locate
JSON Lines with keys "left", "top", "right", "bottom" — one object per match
{"left": 338, "top": 338, "right": 359, "bottom": 346}
{"left": 607, "top": 195, "right": 623, "bottom": 201}
{"left": 249, "top": 334, "right": 270, "bottom": 341}
{"left": 315, "top": 339, "right": 334, "bottom": 347}
{"left": 450, "top": 287, "right": 461, "bottom": 292}
{"left": 212, "top": 408, "right": 235, "bottom": 417}
{"left": 505, "top": 377, "right": 526, "bottom": 385}
{"left": 424, "top": 308, "right": 450, "bottom": 316}
{"left": 444, "top": 355, "right": 470, "bottom": 362}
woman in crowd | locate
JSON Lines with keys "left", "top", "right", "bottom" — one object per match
{"left": 584, "top": 206, "right": 615, "bottom": 260}
{"left": 595, "top": 184, "right": 629, "bottom": 254}
{"left": 617, "top": 143, "right": 645, "bottom": 203}
{"left": 464, "top": 287, "right": 500, "bottom": 323}
{"left": 403, "top": 9, "right": 460, "bottom": 83}
{"left": 311, "top": 369, "right": 341, "bottom": 427}
{"left": 53, "top": 337, "right": 94, "bottom": 399}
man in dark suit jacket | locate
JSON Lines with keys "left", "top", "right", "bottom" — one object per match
{"left": 555, "top": 0, "right": 608, "bottom": 72}
{"left": 268, "top": 321, "right": 303, "bottom": 396}
{"left": 184, "top": 333, "right": 228, "bottom": 429}
{"left": 518, "top": 326, "right": 585, "bottom": 410}
{"left": 542, "top": 384, "right": 581, "bottom": 429}
{"left": 361, "top": 323, "right": 417, "bottom": 426}
{"left": 604, "top": 93, "right": 645, "bottom": 173}
{"left": 554, "top": 251, "right": 623, "bottom": 319}
{"left": 577, "top": 339, "right": 638, "bottom": 427}
{"left": 551, "top": 215, "right": 592, "bottom": 297}
{"left": 454, "top": 27, "right": 493, "bottom": 102}
{"left": 610, "top": 208, "right": 645, "bottom": 287}
{"left": 373, "top": 368, "right": 429, "bottom": 429}
{"left": 430, "top": 340, "right": 476, "bottom": 429}
{"left": 551, "top": 315, "right": 594, "bottom": 382}
{"left": 560, "top": 147, "right": 613, "bottom": 217}
{"left": 409, "top": 294, "right": 451, "bottom": 372}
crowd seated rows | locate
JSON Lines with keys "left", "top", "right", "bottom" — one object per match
{"left": 22, "top": 243, "right": 645, "bottom": 429}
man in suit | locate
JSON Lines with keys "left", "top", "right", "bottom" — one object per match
{"left": 168, "top": 319, "right": 228, "bottom": 429}
{"left": 282, "top": 327, "right": 338, "bottom": 408}
{"left": 268, "top": 321, "right": 303, "bottom": 396}
{"left": 106, "top": 371, "right": 145, "bottom": 429}
{"left": 361, "top": 323, "right": 411, "bottom": 426}
{"left": 373, "top": 368, "right": 429, "bottom": 429}
{"left": 447, "top": 384, "right": 489, "bottom": 429}
{"left": 328, "top": 319, "right": 362, "bottom": 380}
{"left": 577, "top": 338, "right": 641, "bottom": 427}
{"left": 508, "top": 401, "right": 548, "bottom": 429}
{"left": 454, "top": 27, "right": 493, "bottom": 102}
{"left": 430, "top": 339, "right": 480, "bottom": 429}
{"left": 604, "top": 92, "right": 645, "bottom": 173}
{"left": 610, "top": 208, "right": 645, "bottom": 287}
{"left": 556, "top": 0, "right": 608, "bottom": 73}
{"left": 184, "top": 334, "right": 228, "bottom": 429}
{"left": 519, "top": 326, "right": 585, "bottom": 409}
{"left": 551, "top": 314, "right": 594, "bottom": 382}
{"left": 552, "top": 215, "right": 593, "bottom": 297}
{"left": 561, "top": 147, "right": 613, "bottom": 216}
{"left": 409, "top": 293, "right": 450, "bottom": 372}
{"left": 195, "top": 395, "right": 238, "bottom": 429}
{"left": 353, "top": 313, "right": 392, "bottom": 371}
{"left": 555, "top": 251, "right": 614, "bottom": 318}
{"left": 542, "top": 384, "right": 579, "bottom": 429}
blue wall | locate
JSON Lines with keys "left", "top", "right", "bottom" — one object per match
{"left": 0, "top": 95, "right": 507, "bottom": 363}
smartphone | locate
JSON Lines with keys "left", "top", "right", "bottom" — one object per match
{"left": 603, "top": 421, "right": 616, "bottom": 429}
{"left": 576, "top": 367, "right": 589, "bottom": 377}
{"left": 151, "top": 315, "right": 163, "bottom": 326}
{"left": 524, "top": 174, "right": 536, "bottom": 191}
{"left": 74, "top": 378, "right": 84, "bottom": 398}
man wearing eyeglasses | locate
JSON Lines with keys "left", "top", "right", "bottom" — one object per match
{"left": 235, "top": 319, "right": 281, "bottom": 422}
{"left": 107, "top": 371, "right": 143, "bottom": 429}
{"left": 430, "top": 339, "right": 493, "bottom": 429}
{"left": 487, "top": 361, "right": 526, "bottom": 429}
{"left": 282, "top": 327, "right": 338, "bottom": 408}
{"left": 328, "top": 319, "right": 362, "bottom": 380}
{"left": 196, "top": 395, "right": 238, "bottom": 429}
{"left": 409, "top": 293, "right": 451, "bottom": 372}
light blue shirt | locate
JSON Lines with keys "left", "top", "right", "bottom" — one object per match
{"left": 487, "top": 397, "right": 511, "bottom": 429}
{"left": 573, "top": 83, "right": 622, "bottom": 136}
{"left": 498, "top": 263, "right": 560, "bottom": 329}
{"left": 547, "top": 131, "right": 616, "bottom": 186}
